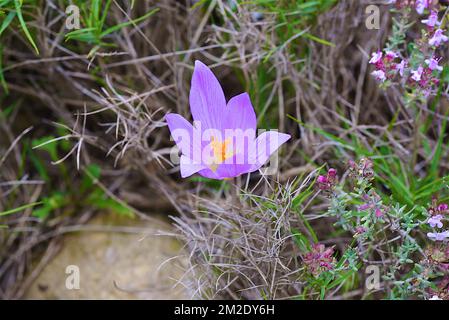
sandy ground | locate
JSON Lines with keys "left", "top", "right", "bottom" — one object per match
{"left": 25, "top": 213, "right": 188, "bottom": 299}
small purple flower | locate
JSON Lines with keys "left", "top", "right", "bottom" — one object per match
{"left": 358, "top": 203, "right": 372, "bottom": 211}
{"left": 369, "top": 51, "right": 383, "bottom": 64}
{"left": 317, "top": 175, "right": 327, "bottom": 183}
{"left": 438, "top": 203, "right": 448, "bottom": 211}
{"left": 425, "top": 57, "right": 443, "bottom": 71}
{"left": 422, "top": 11, "right": 441, "bottom": 28}
{"left": 385, "top": 51, "right": 398, "bottom": 60}
{"left": 395, "top": 60, "right": 407, "bottom": 77}
{"left": 304, "top": 244, "right": 336, "bottom": 276}
{"left": 415, "top": 0, "right": 430, "bottom": 15}
{"left": 427, "top": 231, "right": 449, "bottom": 241}
{"left": 429, "top": 29, "right": 449, "bottom": 47}
{"left": 316, "top": 168, "right": 338, "bottom": 191}
{"left": 428, "top": 214, "right": 444, "bottom": 229}
{"left": 328, "top": 168, "right": 337, "bottom": 177}
{"left": 165, "top": 61, "right": 291, "bottom": 179}
{"left": 372, "top": 70, "right": 386, "bottom": 82}
{"left": 411, "top": 66, "right": 424, "bottom": 81}
{"left": 355, "top": 226, "right": 367, "bottom": 234}
{"left": 375, "top": 208, "right": 384, "bottom": 218}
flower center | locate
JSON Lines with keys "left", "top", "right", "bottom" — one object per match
{"left": 209, "top": 136, "right": 234, "bottom": 171}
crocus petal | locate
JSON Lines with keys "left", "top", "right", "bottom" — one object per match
{"left": 224, "top": 93, "right": 257, "bottom": 133}
{"left": 166, "top": 113, "right": 197, "bottom": 159}
{"left": 180, "top": 155, "right": 207, "bottom": 178}
{"left": 189, "top": 60, "right": 226, "bottom": 131}
{"left": 215, "top": 154, "right": 253, "bottom": 179}
{"left": 248, "top": 131, "right": 291, "bottom": 172}
{"left": 196, "top": 154, "right": 253, "bottom": 180}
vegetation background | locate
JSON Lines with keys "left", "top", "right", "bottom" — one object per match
{"left": 1, "top": 0, "right": 449, "bottom": 300}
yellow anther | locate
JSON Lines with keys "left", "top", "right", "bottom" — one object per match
{"left": 209, "top": 136, "right": 234, "bottom": 171}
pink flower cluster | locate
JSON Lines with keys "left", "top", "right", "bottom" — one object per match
{"left": 424, "top": 246, "right": 449, "bottom": 299}
{"left": 348, "top": 158, "right": 374, "bottom": 180}
{"left": 317, "top": 168, "right": 337, "bottom": 191}
{"left": 369, "top": 49, "right": 443, "bottom": 97}
{"left": 426, "top": 200, "right": 449, "bottom": 241}
{"left": 303, "top": 243, "right": 336, "bottom": 277}
{"left": 358, "top": 191, "right": 389, "bottom": 219}
{"left": 426, "top": 275, "right": 449, "bottom": 300}
{"left": 387, "top": 0, "right": 431, "bottom": 14}
{"left": 369, "top": 50, "right": 405, "bottom": 83}
{"left": 371, "top": 4, "right": 447, "bottom": 98}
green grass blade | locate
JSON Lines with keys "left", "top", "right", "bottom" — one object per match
{"left": 14, "top": 0, "right": 39, "bottom": 54}
{"left": 0, "top": 10, "right": 16, "bottom": 35}
{"left": 100, "top": 8, "right": 159, "bottom": 38}
{"left": 0, "top": 201, "right": 42, "bottom": 217}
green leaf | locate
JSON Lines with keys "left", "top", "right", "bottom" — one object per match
{"left": 99, "top": 8, "right": 159, "bottom": 38}
{"left": 0, "top": 44, "right": 8, "bottom": 93}
{"left": 0, "top": 10, "right": 16, "bottom": 35}
{"left": 0, "top": 201, "right": 42, "bottom": 217}
{"left": 32, "top": 193, "right": 66, "bottom": 219}
{"left": 81, "top": 164, "right": 101, "bottom": 192}
{"left": 303, "top": 33, "right": 335, "bottom": 47}
{"left": 291, "top": 228, "right": 311, "bottom": 252}
{"left": 14, "top": 0, "right": 39, "bottom": 54}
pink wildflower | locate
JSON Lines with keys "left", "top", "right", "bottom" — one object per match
{"left": 317, "top": 175, "right": 327, "bottom": 184}
{"left": 317, "top": 168, "right": 338, "bottom": 191}
{"left": 411, "top": 66, "right": 424, "bottom": 82}
{"left": 385, "top": 51, "right": 398, "bottom": 60}
{"left": 303, "top": 244, "right": 336, "bottom": 276}
{"left": 427, "top": 231, "right": 449, "bottom": 241}
{"left": 428, "top": 214, "right": 444, "bottom": 229}
{"left": 429, "top": 29, "right": 448, "bottom": 47}
{"left": 372, "top": 70, "right": 386, "bottom": 82}
{"left": 328, "top": 168, "right": 337, "bottom": 177}
{"left": 395, "top": 59, "right": 407, "bottom": 76}
{"left": 422, "top": 11, "right": 441, "bottom": 28}
{"left": 375, "top": 208, "right": 384, "bottom": 218}
{"left": 415, "top": 0, "right": 430, "bottom": 15}
{"left": 369, "top": 51, "right": 383, "bottom": 64}
{"left": 359, "top": 203, "right": 372, "bottom": 211}
{"left": 425, "top": 57, "right": 443, "bottom": 71}
{"left": 355, "top": 226, "right": 367, "bottom": 234}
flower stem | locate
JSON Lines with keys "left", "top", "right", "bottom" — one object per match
{"left": 230, "top": 177, "right": 241, "bottom": 210}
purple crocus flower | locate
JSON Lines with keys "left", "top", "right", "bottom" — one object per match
{"left": 165, "top": 61, "right": 291, "bottom": 179}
